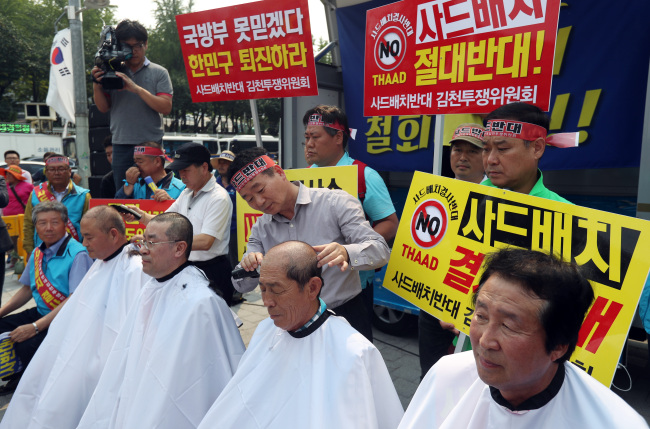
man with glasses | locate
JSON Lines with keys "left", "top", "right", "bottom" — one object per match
{"left": 4, "top": 150, "right": 32, "bottom": 183}
{"left": 76, "top": 212, "right": 244, "bottom": 429}
{"left": 91, "top": 19, "right": 173, "bottom": 191}
{"left": 22, "top": 155, "right": 91, "bottom": 257}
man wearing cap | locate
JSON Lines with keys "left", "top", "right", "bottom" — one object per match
{"left": 481, "top": 102, "right": 574, "bottom": 202}
{"left": 127, "top": 143, "right": 236, "bottom": 305}
{"left": 303, "top": 104, "right": 398, "bottom": 341}
{"left": 22, "top": 155, "right": 91, "bottom": 257}
{"left": 227, "top": 147, "right": 390, "bottom": 339}
{"left": 4, "top": 150, "right": 32, "bottom": 183}
{"left": 212, "top": 150, "right": 239, "bottom": 270}
{"left": 115, "top": 141, "right": 185, "bottom": 201}
{"left": 418, "top": 123, "right": 486, "bottom": 378}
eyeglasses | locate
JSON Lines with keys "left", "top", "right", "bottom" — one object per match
{"left": 125, "top": 42, "right": 145, "bottom": 51}
{"left": 46, "top": 167, "right": 69, "bottom": 174}
{"left": 136, "top": 239, "right": 179, "bottom": 250}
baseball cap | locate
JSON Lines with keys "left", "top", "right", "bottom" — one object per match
{"left": 450, "top": 123, "right": 485, "bottom": 148}
{"left": 218, "top": 150, "right": 235, "bottom": 162}
{"left": 167, "top": 143, "right": 211, "bottom": 170}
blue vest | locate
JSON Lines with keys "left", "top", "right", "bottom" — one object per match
{"left": 130, "top": 174, "right": 185, "bottom": 199}
{"left": 28, "top": 236, "right": 87, "bottom": 316}
{"left": 31, "top": 182, "right": 89, "bottom": 248}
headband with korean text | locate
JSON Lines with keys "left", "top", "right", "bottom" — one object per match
{"left": 45, "top": 156, "right": 69, "bottom": 166}
{"left": 484, "top": 120, "right": 579, "bottom": 148}
{"left": 307, "top": 114, "right": 358, "bottom": 140}
{"left": 134, "top": 146, "right": 165, "bottom": 157}
{"left": 231, "top": 155, "right": 275, "bottom": 192}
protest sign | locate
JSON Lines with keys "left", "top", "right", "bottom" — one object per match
{"left": 386, "top": 171, "right": 650, "bottom": 386}
{"left": 364, "top": 0, "right": 561, "bottom": 116}
{"left": 176, "top": 0, "right": 318, "bottom": 102}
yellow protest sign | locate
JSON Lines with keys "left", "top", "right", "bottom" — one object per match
{"left": 235, "top": 166, "right": 358, "bottom": 259}
{"left": 386, "top": 171, "right": 650, "bottom": 387}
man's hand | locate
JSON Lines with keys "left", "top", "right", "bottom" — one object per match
{"left": 125, "top": 167, "right": 141, "bottom": 186}
{"left": 152, "top": 189, "right": 172, "bottom": 202}
{"left": 240, "top": 252, "right": 264, "bottom": 271}
{"left": 115, "top": 71, "right": 138, "bottom": 93}
{"left": 313, "top": 243, "right": 349, "bottom": 271}
{"left": 10, "top": 324, "right": 37, "bottom": 343}
{"left": 439, "top": 320, "right": 460, "bottom": 336}
{"left": 91, "top": 66, "right": 104, "bottom": 83}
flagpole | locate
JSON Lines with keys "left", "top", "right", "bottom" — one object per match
{"left": 68, "top": 0, "right": 91, "bottom": 187}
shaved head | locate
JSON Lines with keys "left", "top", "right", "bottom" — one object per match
{"left": 85, "top": 205, "right": 127, "bottom": 236}
{"left": 265, "top": 241, "right": 323, "bottom": 291}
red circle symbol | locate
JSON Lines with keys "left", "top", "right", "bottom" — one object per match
{"left": 374, "top": 26, "right": 406, "bottom": 72}
{"left": 410, "top": 199, "right": 448, "bottom": 248}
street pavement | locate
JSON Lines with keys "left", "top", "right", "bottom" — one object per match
{"left": 0, "top": 267, "right": 648, "bottom": 423}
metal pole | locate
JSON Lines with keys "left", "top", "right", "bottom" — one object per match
{"left": 249, "top": 99, "right": 263, "bottom": 148}
{"left": 69, "top": 0, "right": 90, "bottom": 187}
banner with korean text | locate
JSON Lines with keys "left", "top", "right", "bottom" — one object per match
{"left": 235, "top": 166, "right": 358, "bottom": 259}
{"left": 364, "top": 0, "right": 560, "bottom": 116}
{"left": 89, "top": 200, "right": 174, "bottom": 240}
{"left": 176, "top": 0, "right": 318, "bottom": 102}
{"left": 386, "top": 171, "right": 650, "bottom": 387}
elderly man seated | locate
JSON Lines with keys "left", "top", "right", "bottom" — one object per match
{"left": 198, "top": 241, "right": 404, "bottom": 429}
{"left": 399, "top": 248, "right": 647, "bottom": 428}
{"left": 0, "top": 201, "right": 92, "bottom": 394}
{"left": 76, "top": 212, "right": 244, "bottom": 429}
{"left": 1, "top": 205, "right": 149, "bottom": 428}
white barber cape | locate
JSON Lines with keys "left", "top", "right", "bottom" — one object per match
{"left": 76, "top": 264, "right": 245, "bottom": 429}
{"left": 1, "top": 244, "right": 147, "bottom": 429}
{"left": 398, "top": 351, "right": 648, "bottom": 429}
{"left": 197, "top": 311, "right": 404, "bottom": 429}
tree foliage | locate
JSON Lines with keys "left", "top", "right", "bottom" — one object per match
{"left": 0, "top": 0, "right": 283, "bottom": 136}
{"left": 0, "top": 0, "right": 113, "bottom": 120}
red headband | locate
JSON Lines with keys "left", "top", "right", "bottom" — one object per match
{"left": 484, "top": 120, "right": 579, "bottom": 148}
{"left": 307, "top": 114, "right": 347, "bottom": 134}
{"left": 45, "top": 156, "right": 69, "bottom": 166}
{"left": 231, "top": 155, "right": 276, "bottom": 192}
{"left": 134, "top": 146, "right": 165, "bottom": 157}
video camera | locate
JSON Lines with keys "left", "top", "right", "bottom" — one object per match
{"left": 94, "top": 25, "right": 132, "bottom": 90}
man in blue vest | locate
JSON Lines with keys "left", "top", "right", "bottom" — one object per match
{"left": 0, "top": 201, "right": 92, "bottom": 394}
{"left": 22, "top": 155, "right": 91, "bottom": 258}
{"left": 302, "top": 104, "right": 398, "bottom": 341}
{"left": 115, "top": 141, "right": 185, "bottom": 200}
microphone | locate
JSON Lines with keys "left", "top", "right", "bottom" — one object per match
{"left": 144, "top": 176, "right": 158, "bottom": 193}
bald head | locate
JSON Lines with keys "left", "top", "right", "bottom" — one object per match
{"left": 265, "top": 241, "right": 323, "bottom": 291}
{"left": 80, "top": 206, "right": 129, "bottom": 260}
{"left": 260, "top": 241, "right": 323, "bottom": 331}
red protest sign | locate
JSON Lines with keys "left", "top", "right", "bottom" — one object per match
{"left": 176, "top": 0, "right": 318, "bottom": 103}
{"left": 364, "top": 0, "right": 561, "bottom": 116}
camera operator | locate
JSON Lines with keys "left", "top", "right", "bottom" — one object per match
{"left": 91, "top": 19, "right": 173, "bottom": 192}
